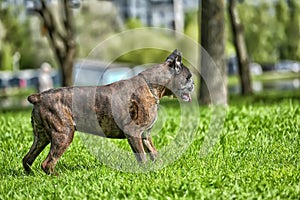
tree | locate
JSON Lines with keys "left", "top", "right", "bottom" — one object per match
{"left": 228, "top": 0, "right": 252, "bottom": 95}
{"left": 275, "top": 0, "right": 289, "bottom": 60}
{"left": 34, "top": 0, "right": 76, "bottom": 86}
{"left": 199, "top": 0, "right": 227, "bottom": 105}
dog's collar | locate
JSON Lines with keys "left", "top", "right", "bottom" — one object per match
{"left": 139, "top": 73, "right": 159, "bottom": 104}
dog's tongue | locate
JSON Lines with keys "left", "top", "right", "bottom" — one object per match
{"left": 182, "top": 93, "right": 192, "bottom": 102}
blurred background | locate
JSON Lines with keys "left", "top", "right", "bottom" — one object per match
{"left": 0, "top": 0, "right": 299, "bottom": 109}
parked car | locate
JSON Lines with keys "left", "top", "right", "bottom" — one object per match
{"left": 275, "top": 60, "right": 300, "bottom": 73}
{"left": 227, "top": 56, "right": 263, "bottom": 75}
{"left": 0, "top": 79, "right": 3, "bottom": 89}
{"left": 0, "top": 71, "right": 12, "bottom": 89}
{"left": 0, "top": 69, "right": 60, "bottom": 90}
{"left": 8, "top": 77, "right": 23, "bottom": 88}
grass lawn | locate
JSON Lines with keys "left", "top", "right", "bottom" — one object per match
{"left": 228, "top": 72, "right": 300, "bottom": 86}
{"left": 0, "top": 96, "right": 299, "bottom": 199}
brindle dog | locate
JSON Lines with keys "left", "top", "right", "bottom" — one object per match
{"left": 22, "top": 49, "right": 194, "bottom": 174}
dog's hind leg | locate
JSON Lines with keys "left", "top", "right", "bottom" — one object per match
{"left": 41, "top": 128, "right": 75, "bottom": 175}
{"left": 22, "top": 126, "right": 50, "bottom": 173}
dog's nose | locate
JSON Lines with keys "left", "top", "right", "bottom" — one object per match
{"left": 188, "top": 82, "right": 194, "bottom": 92}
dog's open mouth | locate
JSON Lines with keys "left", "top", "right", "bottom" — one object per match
{"left": 181, "top": 92, "right": 192, "bottom": 102}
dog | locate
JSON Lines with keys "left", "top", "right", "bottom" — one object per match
{"left": 22, "top": 49, "right": 194, "bottom": 175}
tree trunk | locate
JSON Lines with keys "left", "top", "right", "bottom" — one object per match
{"left": 228, "top": 0, "right": 253, "bottom": 95}
{"left": 199, "top": 0, "right": 227, "bottom": 105}
{"left": 60, "top": 44, "right": 76, "bottom": 87}
{"left": 36, "top": 0, "right": 76, "bottom": 87}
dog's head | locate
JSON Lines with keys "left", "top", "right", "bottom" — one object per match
{"left": 165, "top": 49, "right": 194, "bottom": 102}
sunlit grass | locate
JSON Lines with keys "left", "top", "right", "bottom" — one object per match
{"left": 0, "top": 98, "right": 299, "bottom": 199}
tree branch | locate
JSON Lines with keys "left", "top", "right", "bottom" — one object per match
{"left": 39, "top": 1, "right": 65, "bottom": 45}
{"left": 62, "top": 0, "right": 75, "bottom": 48}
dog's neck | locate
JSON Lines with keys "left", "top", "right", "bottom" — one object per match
{"left": 138, "top": 63, "right": 172, "bottom": 99}
{"left": 139, "top": 73, "right": 164, "bottom": 104}
{"left": 138, "top": 63, "right": 174, "bottom": 103}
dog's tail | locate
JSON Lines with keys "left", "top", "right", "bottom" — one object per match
{"left": 27, "top": 94, "right": 40, "bottom": 105}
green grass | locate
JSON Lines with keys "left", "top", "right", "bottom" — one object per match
{"left": 228, "top": 72, "right": 300, "bottom": 86}
{"left": 0, "top": 97, "right": 299, "bottom": 199}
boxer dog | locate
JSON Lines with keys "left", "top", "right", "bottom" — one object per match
{"left": 22, "top": 49, "right": 194, "bottom": 174}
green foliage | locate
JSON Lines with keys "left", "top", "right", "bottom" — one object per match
{"left": 284, "top": 0, "right": 300, "bottom": 60}
{"left": 0, "top": 6, "right": 37, "bottom": 70}
{"left": 109, "top": 30, "right": 176, "bottom": 65}
{"left": 237, "top": 0, "right": 300, "bottom": 63}
{"left": 178, "top": 1, "right": 300, "bottom": 63}
{"left": 184, "top": 10, "right": 198, "bottom": 40}
{"left": 237, "top": 3, "right": 279, "bottom": 63}
{"left": 0, "top": 20, "right": 5, "bottom": 48}
{"left": 116, "top": 49, "right": 170, "bottom": 65}
{"left": 275, "top": 0, "right": 289, "bottom": 24}
{"left": 125, "top": 18, "right": 144, "bottom": 29}
{"left": 1, "top": 42, "right": 12, "bottom": 71}
{"left": 76, "top": 1, "right": 121, "bottom": 58}
{"left": 0, "top": 98, "right": 299, "bottom": 199}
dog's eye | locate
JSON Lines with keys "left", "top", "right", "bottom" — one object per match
{"left": 186, "top": 74, "right": 192, "bottom": 81}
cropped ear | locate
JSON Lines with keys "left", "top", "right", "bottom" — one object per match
{"left": 166, "top": 49, "right": 182, "bottom": 74}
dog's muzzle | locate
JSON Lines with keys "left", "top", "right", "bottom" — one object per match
{"left": 181, "top": 80, "right": 194, "bottom": 102}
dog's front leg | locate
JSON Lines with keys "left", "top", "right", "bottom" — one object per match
{"left": 126, "top": 135, "right": 147, "bottom": 163}
{"left": 142, "top": 136, "right": 158, "bottom": 161}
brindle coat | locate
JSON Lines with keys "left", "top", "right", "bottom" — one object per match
{"left": 22, "top": 49, "right": 194, "bottom": 174}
